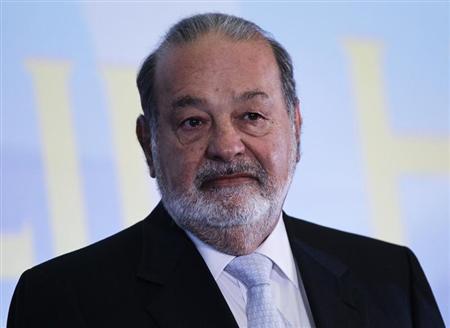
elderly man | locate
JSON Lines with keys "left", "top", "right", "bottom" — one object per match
{"left": 8, "top": 13, "right": 443, "bottom": 328}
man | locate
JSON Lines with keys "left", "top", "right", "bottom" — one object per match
{"left": 8, "top": 13, "right": 444, "bottom": 328}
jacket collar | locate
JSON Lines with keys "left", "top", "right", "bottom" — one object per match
{"left": 284, "top": 212, "right": 367, "bottom": 327}
{"left": 136, "top": 203, "right": 238, "bottom": 327}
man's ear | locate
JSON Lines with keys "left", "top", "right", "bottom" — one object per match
{"left": 294, "top": 101, "right": 302, "bottom": 163}
{"left": 136, "top": 115, "right": 156, "bottom": 178}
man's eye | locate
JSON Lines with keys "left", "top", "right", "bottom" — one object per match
{"left": 180, "top": 118, "right": 203, "bottom": 129}
{"left": 238, "top": 111, "right": 272, "bottom": 137}
{"left": 243, "top": 112, "right": 264, "bottom": 121}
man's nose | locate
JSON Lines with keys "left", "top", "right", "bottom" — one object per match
{"left": 206, "top": 122, "right": 245, "bottom": 162}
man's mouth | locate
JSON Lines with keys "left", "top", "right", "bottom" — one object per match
{"left": 201, "top": 173, "right": 258, "bottom": 189}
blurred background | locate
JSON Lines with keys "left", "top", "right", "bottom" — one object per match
{"left": 1, "top": 2, "right": 448, "bottom": 326}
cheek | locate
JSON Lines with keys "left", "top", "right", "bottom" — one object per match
{"left": 256, "top": 131, "right": 294, "bottom": 178}
{"left": 159, "top": 140, "right": 206, "bottom": 188}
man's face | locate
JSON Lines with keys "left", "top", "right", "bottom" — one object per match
{"left": 139, "top": 34, "right": 301, "bottom": 254}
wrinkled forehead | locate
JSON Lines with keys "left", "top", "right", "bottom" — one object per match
{"left": 153, "top": 34, "right": 282, "bottom": 108}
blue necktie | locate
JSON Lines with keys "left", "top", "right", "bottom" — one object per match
{"left": 225, "top": 253, "right": 288, "bottom": 328}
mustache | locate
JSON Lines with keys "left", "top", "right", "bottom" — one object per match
{"left": 194, "top": 160, "right": 268, "bottom": 188}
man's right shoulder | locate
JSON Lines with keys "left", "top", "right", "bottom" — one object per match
{"left": 7, "top": 218, "right": 148, "bottom": 328}
{"left": 23, "top": 218, "right": 146, "bottom": 283}
{"left": 7, "top": 203, "right": 192, "bottom": 328}
{"left": 21, "top": 203, "right": 174, "bottom": 281}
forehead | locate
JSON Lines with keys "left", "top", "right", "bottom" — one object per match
{"left": 154, "top": 34, "right": 282, "bottom": 104}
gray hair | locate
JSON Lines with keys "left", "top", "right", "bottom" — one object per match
{"left": 136, "top": 13, "right": 298, "bottom": 130}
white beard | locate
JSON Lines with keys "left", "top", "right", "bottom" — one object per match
{"left": 151, "top": 131, "right": 297, "bottom": 255}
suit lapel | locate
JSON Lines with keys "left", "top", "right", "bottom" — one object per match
{"left": 135, "top": 205, "right": 367, "bottom": 327}
{"left": 136, "top": 203, "right": 238, "bottom": 328}
{"left": 284, "top": 214, "right": 367, "bottom": 328}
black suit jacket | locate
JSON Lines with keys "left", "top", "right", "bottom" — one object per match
{"left": 7, "top": 202, "right": 444, "bottom": 327}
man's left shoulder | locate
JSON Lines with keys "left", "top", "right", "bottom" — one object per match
{"left": 283, "top": 213, "right": 419, "bottom": 278}
{"left": 283, "top": 213, "right": 445, "bottom": 326}
{"left": 284, "top": 213, "right": 404, "bottom": 251}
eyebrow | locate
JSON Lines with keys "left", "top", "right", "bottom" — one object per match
{"left": 170, "top": 89, "right": 269, "bottom": 110}
{"left": 235, "top": 90, "right": 270, "bottom": 102}
{"left": 171, "top": 95, "right": 206, "bottom": 110}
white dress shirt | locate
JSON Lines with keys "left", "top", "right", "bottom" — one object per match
{"left": 185, "top": 215, "right": 315, "bottom": 328}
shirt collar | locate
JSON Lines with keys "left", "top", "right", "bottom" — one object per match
{"left": 184, "top": 229, "right": 235, "bottom": 281}
{"left": 255, "top": 214, "right": 299, "bottom": 287}
{"left": 184, "top": 213, "right": 299, "bottom": 287}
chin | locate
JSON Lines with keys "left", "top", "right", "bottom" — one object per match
{"left": 188, "top": 214, "right": 279, "bottom": 256}
{"left": 163, "top": 189, "right": 282, "bottom": 255}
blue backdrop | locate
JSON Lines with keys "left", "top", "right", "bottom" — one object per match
{"left": 2, "top": 2, "right": 448, "bottom": 326}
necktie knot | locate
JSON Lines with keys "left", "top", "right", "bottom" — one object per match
{"left": 225, "top": 253, "right": 273, "bottom": 288}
